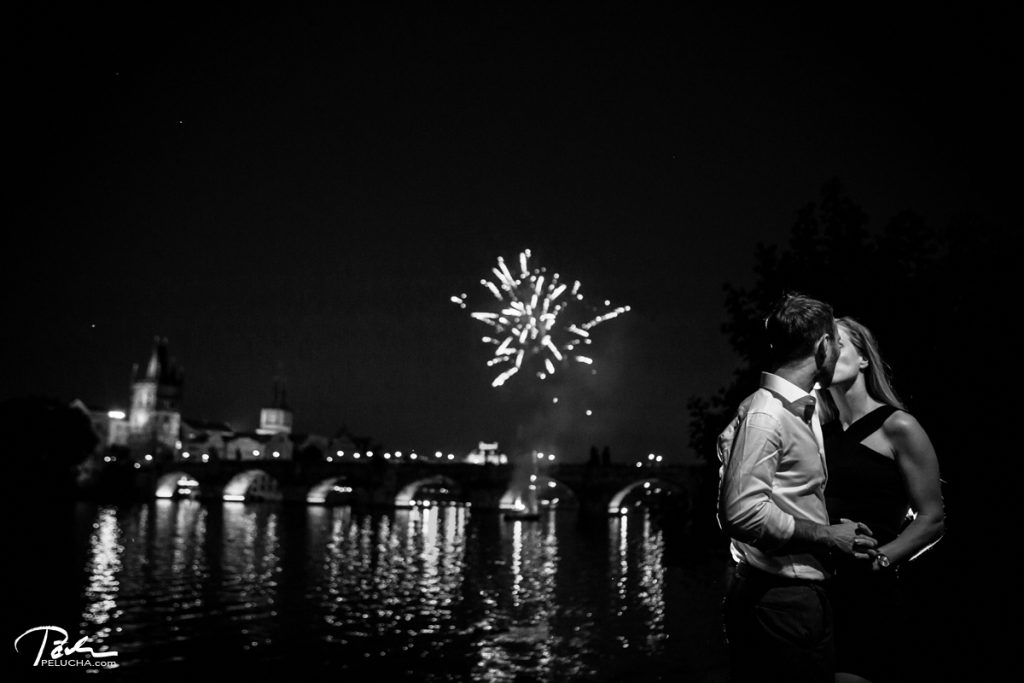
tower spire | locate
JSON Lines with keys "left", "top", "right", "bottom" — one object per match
{"left": 272, "top": 361, "right": 289, "bottom": 410}
{"left": 145, "top": 336, "right": 163, "bottom": 379}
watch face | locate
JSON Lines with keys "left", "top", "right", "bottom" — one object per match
{"left": 878, "top": 554, "right": 890, "bottom": 567}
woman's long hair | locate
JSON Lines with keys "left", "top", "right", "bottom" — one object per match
{"left": 820, "top": 316, "right": 905, "bottom": 423}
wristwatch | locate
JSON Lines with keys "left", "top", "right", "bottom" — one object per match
{"left": 875, "top": 552, "right": 891, "bottom": 569}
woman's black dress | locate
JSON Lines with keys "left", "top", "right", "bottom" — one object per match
{"left": 824, "top": 405, "right": 910, "bottom": 682}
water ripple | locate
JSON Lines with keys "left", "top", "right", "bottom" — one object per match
{"left": 61, "top": 502, "right": 726, "bottom": 678}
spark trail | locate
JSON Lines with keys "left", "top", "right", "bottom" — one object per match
{"left": 452, "top": 249, "right": 630, "bottom": 387}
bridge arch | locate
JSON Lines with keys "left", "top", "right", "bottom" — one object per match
{"left": 306, "top": 476, "right": 364, "bottom": 505}
{"left": 155, "top": 471, "right": 202, "bottom": 499}
{"left": 607, "top": 478, "right": 688, "bottom": 515}
{"left": 394, "top": 475, "right": 466, "bottom": 508}
{"left": 499, "top": 475, "right": 578, "bottom": 511}
{"left": 222, "top": 469, "right": 282, "bottom": 502}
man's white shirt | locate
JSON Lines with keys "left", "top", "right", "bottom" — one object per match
{"left": 717, "top": 372, "right": 830, "bottom": 580}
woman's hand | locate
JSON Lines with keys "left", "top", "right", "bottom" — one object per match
{"left": 832, "top": 518, "right": 877, "bottom": 560}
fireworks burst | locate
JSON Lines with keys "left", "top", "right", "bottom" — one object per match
{"left": 452, "top": 249, "right": 631, "bottom": 387}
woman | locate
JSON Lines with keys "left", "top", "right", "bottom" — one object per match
{"left": 822, "top": 317, "right": 945, "bottom": 683}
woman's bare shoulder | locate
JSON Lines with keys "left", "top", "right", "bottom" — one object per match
{"left": 882, "top": 409, "right": 933, "bottom": 451}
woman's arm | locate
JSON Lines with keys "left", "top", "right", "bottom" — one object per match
{"left": 874, "top": 411, "right": 945, "bottom": 568}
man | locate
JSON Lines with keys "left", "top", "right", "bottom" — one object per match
{"left": 717, "top": 293, "right": 875, "bottom": 683}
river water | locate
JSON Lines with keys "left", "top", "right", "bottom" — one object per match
{"left": 10, "top": 501, "right": 730, "bottom": 680}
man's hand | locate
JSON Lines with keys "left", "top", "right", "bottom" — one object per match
{"left": 786, "top": 518, "right": 877, "bottom": 557}
{"left": 829, "top": 518, "right": 877, "bottom": 559}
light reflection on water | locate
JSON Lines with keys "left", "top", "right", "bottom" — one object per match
{"left": 609, "top": 512, "right": 668, "bottom": 654}
{"left": 81, "top": 507, "right": 122, "bottom": 636}
{"left": 474, "top": 513, "right": 561, "bottom": 681}
{"left": 223, "top": 502, "right": 281, "bottom": 652}
{"left": 69, "top": 502, "right": 726, "bottom": 679}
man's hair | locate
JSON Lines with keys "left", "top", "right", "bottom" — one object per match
{"left": 763, "top": 292, "right": 834, "bottom": 366}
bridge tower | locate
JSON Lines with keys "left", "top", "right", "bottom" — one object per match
{"left": 128, "top": 336, "right": 183, "bottom": 462}
{"left": 257, "top": 372, "right": 292, "bottom": 435}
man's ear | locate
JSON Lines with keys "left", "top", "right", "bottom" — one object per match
{"left": 813, "top": 334, "right": 828, "bottom": 367}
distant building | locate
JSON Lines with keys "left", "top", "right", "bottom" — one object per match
{"left": 257, "top": 378, "right": 292, "bottom": 435}
{"left": 83, "top": 337, "right": 382, "bottom": 467}
{"left": 329, "top": 430, "right": 361, "bottom": 456}
{"left": 80, "top": 402, "right": 130, "bottom": 448}
{"left": 265, "top": 432, "right": 294, "bottom": 460}
{"left": 292, "top": 433, "right": 329, "bottom": 459}
{"left": 128, "top": 337, "right": 183, "bottom": 459}
{"left": 225, "top": 431, "right": 293, "bottom": 462}
{"left": 179, "top": 417, "right": 235, "bottom": 463}
{"left": 464, "top": 441, "right": 507, "bottom": 465}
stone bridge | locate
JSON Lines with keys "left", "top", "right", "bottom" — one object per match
{"left": 137, "top": 459, "right": 709, "bottom": 516}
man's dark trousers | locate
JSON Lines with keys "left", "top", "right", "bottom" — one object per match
{"left": 723, "top": 562, "right": 835, "bottom": 683}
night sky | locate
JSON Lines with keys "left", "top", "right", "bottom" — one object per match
{"left": 7, "top": 6, "right": 1019, "bottom": 462}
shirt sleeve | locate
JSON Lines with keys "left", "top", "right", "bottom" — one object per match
{"left": 717, "top": 410, "right": 795, "bottom": 550}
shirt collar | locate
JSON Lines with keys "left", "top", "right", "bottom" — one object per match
{"left": 760, "top": 372, "right": 815, "bottom": 403}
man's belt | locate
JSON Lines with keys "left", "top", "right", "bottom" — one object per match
{"left": 733, "top": 561, "right": 827, "bottom": 587}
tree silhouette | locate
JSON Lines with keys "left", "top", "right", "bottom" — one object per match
{"left": 687, "top": 179, "right": 1010, "bottom": 471}
{"left": 0, "top": 396, "right": 99, "bottom": 501}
